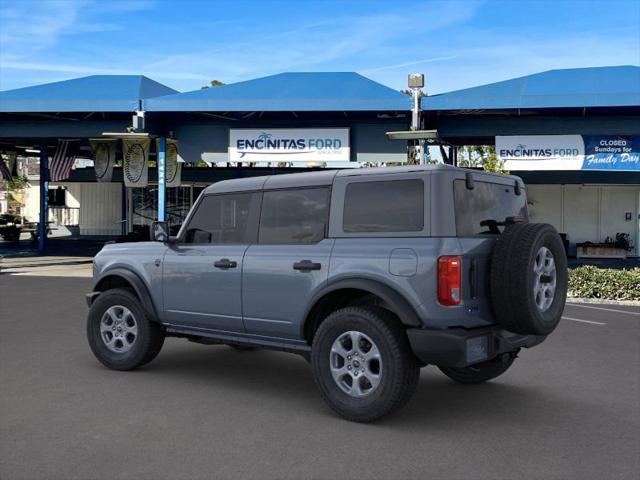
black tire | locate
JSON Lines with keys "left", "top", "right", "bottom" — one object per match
{"left": 439, "top": 353, "right": 516, "bottom": 385}
{"left": 490, "top": 223, "right": 567, "bottom": 335}
{"left": 87, "top": 288, "right": 164, "bottom": 371}
{"left": 311, "top": 306, "right": 420, "bottom": 423}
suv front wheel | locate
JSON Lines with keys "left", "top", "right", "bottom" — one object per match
{"left": 311, "top": 306, "right": 420, "bottom": 422}
{"left": 87, "top": 288, "right": 164, "bottom": 371}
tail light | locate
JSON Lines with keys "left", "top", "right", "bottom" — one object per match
{"left": 438, "top": 256, "right": 461, "bottom": 306}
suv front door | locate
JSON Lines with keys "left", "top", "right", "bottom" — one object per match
{"left": 162, "top": 192, "right": 260, "bottom": 333}
{"left": 242, "top": 187, "right": 333, "bottom": 341}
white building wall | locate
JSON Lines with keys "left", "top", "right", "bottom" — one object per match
{"left": 78, "top": 182, "right": 122, "bottom": 235}
{"left": 23, "top": 182, "right": 40, "bottom": 222}
{"left": 527, "top": 184, "right": 640, "bottom": 257}
{"left": 64, "top": 184, "right": 81, "bottom": 208}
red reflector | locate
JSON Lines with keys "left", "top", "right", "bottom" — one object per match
{"left": 438, "top": 256, "right": 461, "bottom": 306}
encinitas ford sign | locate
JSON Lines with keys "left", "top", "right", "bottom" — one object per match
{"left": 497, "top": 135, "right": 640, "bottom": 171}
{"left": 497, "top": 135, "right": 585, "bottom": 170}
{"left": 229, "top": 128, "right": 350, "bottom": 162}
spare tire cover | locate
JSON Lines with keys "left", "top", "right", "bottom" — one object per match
{"left": 490, "top": 223, "right": 567, "bottom": 335}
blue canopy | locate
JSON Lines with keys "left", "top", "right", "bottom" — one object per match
{"left": 145, "top": 72, "right": 411, "bottom": 112}
{"left": 422, "top": 66, "right": 640, "bottom": 111}
{"left": 0, "top": 75, "right": 178, "bottom": 113}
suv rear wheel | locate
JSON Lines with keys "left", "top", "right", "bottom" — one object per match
{"left": 311, "top": 306, "right": 419, "bottom": 422}
{"left": 87, "top": 288, "right": 164, "bottom": 371}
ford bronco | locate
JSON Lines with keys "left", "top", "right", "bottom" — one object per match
{"left": 87, "top": 165, "right": 567, "bottom": 422}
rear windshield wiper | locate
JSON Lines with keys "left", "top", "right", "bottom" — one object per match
{"left": 479, "top": 216, "right": 526, "bottom": 234}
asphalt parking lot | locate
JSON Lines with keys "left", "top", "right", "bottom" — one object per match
{"left": 1, "top": 274, "right": 638, "bottom": 480}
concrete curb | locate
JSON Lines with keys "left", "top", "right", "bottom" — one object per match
{"left": 0, "top": 260, "right": 92, "bottom": 269}
{"left": 566, "top": 297, "right": 640, "bottom": 307}
{"left": 0, "top": 257, "right": 92, "bottom": 268}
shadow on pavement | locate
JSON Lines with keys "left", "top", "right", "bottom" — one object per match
{"left": 140, "top": 344, "right": 576, "bottom": 427}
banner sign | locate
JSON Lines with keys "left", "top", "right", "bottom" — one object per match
{"left": 497, "top": 135, "right": 640, "bottom": 171}
{"left": 123, "top": 138, "right": 149, "bottom": 187}
{"left": 156, "top": 138, "right": 181, "bottom": 187}
{"left": 90, "top": 139, "right": 116, "bottom": 182}
{"left": 582, "top": 136, "right": 640, "bottom": 171}
{"left": 497, "top": 135, "right": 585, "bottom": 170}
{"left": 229, "top": 128, "right": 350, "bottom": 162}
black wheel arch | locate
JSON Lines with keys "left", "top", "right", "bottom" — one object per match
{"left": 90, "top": 268, "right": 159, "bottom": 321}
{"left": 302, "top": 278, "right": 422, "bottom": 343}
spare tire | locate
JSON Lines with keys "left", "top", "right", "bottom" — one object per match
{"left": 490, "top": 223, "right": 567, "bottom": 335}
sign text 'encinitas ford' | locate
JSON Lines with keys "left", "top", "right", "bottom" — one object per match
{"left": 229, "top": 128, "right": 350, "bottom": 162}
{"left": 496, "top": 135, "right": 585, "bottom": 170}
{"left": 497, "top": 135, "right": 640, "bottom": 171}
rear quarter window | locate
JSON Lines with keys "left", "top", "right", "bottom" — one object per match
{"left": 343, "top": 179, "right": 424, "bottom": 233}
{"left": 454, "top": 179, "right": 528, "bottom": 236}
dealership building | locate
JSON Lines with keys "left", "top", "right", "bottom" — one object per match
{"left": 0, "top": 66, "right": 638, "bottom": 257}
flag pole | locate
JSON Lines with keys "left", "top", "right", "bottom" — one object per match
{"left": 157, "top": 137, "right": 166, "bottom": 222}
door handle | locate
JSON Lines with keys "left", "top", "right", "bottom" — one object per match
{"left": 214, "top": 258, "right": 237, "bottom": 269}
{"left": 293, "top": 260, "right": 321, "bottom": 271}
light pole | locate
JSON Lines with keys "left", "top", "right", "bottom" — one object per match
{"left": 408, "top": 73, "right": 425, "bottom": 164}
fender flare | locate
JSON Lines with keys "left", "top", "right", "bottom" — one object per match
{"left": 303, "top": 278, "right": 422, "bottom": 334}
{"left": 91, "top": 268, "right": 158, "bottom": 321}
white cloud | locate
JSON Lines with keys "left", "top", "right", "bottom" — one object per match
{"left": 1, "top": 0, "right": 637, "bottom": 95}
{"left": 418, "top": 30, "right": 640, "bottom": 94}
{"left": 0, "top": 0, "right": 153, "bottom": 57}
{"left": 0, "top": 59, "right": 209, "bottom": 81}
{"left": 137, "top": 1, "right": 484, "bottom": 90}
{"left": 361, "top": 56, "right": 459, "bottom": 74}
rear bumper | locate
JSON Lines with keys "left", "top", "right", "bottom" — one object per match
{"left": 407, "top": 325, "right": 546, "bottom": 368}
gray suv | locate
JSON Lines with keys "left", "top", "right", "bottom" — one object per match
{"left": 87, "top": 165, "right": 567, "bottom": 422}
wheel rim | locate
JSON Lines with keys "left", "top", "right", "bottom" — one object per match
{"left": 533, "top": 246, "right": 556, "bottom": 312}
{"left": 329, "top": 331, "right": 382, "bottom": 398}
{"left": 100, "top": 305, "right": 138, "bottom": 353}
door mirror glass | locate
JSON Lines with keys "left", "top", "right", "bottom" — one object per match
{"left": 151, "top": 221, "right": 170, "bottom": 242}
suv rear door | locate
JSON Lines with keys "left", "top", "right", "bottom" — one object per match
{"left": 162, "top": 192, "right": 261, "bottom": 332}
{"left": 242, "top": 187, "right": 333, "bottom": 341}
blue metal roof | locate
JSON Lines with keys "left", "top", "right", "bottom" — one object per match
{"left": 422, "top": 66, "right": 640, "bottom": 111}
{"left": 145, "top": 72, "right": 411, "bottom": 112}
{"left": 0, "top": 75, "right": 178, "bottom": 113}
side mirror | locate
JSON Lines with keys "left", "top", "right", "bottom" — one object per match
{"left": 150, "top": 221, "right": 170, "bottom": 242}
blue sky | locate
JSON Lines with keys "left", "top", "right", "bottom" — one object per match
{"left": 0, "top": 0, "right": 638, "bottom": 94}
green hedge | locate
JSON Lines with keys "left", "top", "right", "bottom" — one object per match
{"left": 568, "top": 266, "right": 640, "bottom": 301}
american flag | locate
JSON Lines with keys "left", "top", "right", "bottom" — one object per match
{"left": 50, "top": 140, "right": 78, "bottom": 182}
{"left": 0, "top": 156, "right": 12, "bottom": 181}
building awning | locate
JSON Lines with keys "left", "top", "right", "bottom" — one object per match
{"left": 0, "top": 75, "right": 178, "bottom": 113}
{"left": 145, "top": 72, "right": 411, "bottom": 112}
{"left": 421, "top": 66, "right": 640, "bottom": 111}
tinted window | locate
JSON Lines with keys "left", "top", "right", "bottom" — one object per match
{"left": 343, "top": 179, "right": 424, "bottom": 233}
{"left": 454, "top": 180, "right": 528, "bottom": 236}
{"left": 184, "top": 193, "right": 259, "bottom": 244}
{"left": 259, "top": 188, "right": 330, "bottom": 244}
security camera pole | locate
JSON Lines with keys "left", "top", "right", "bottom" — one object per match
{"left": 408, "top": 73, "right": 425, "bottom": 164}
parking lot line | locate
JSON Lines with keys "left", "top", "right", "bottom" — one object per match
{"left": 562, "top": 316, "right": 606, "bottom": 326}
{"left": 567, "top": 304, "right": 640, "bottom": 316}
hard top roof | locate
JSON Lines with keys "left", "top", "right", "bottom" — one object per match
{"left": 202, "top": 164, "right": 464, "bottom": 194}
